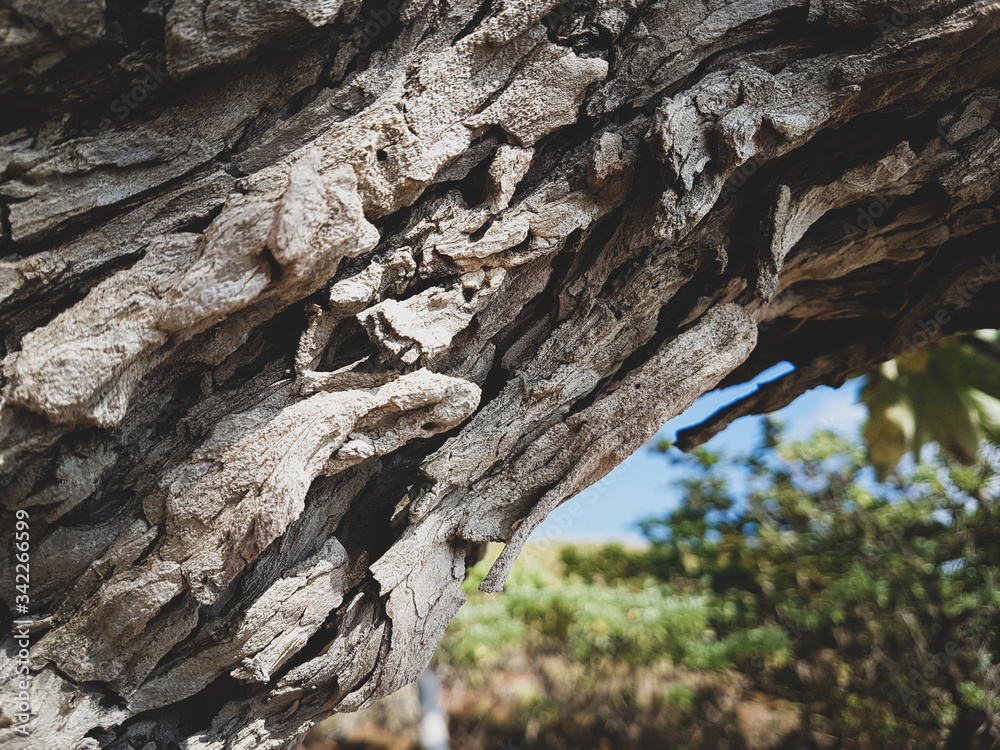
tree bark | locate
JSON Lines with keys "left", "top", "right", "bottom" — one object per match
{"left": 1, "top": 0, "right": 999, "bottom": 747}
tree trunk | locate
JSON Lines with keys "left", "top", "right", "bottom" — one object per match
{"left": 1, "top": 1, "right": 999, "bottom": 747}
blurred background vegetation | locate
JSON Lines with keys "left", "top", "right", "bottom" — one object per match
{"left": 304, "top": 332, "right": 1000, "bottom": 750}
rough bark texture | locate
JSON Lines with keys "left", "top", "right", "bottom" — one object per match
{"left": 1, "top": 0, "right": 1000, "bottom": 747}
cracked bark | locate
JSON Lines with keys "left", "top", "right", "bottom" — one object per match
{"left": 1, "top": 0, "right": 999, "bottom": 747}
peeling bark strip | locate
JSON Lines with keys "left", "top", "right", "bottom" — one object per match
{"left": 1, "top": 1, "right": 1000, "bottom": 747}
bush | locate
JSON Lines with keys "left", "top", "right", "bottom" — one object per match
{"left": 565, "top": 426, "right": 1000, "bottom": 747}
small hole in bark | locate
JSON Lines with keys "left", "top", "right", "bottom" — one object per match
{"left": 376, "top": 149, "right": 388, "bottom": 161}
{"left": 469, "top": 217, "right": 494, "bottom": 241}
{"left": 175, "top": 202, "right": 224, "bottom": 233}
{"left": 422, "top": 422, "right": 437, "bottom": 431}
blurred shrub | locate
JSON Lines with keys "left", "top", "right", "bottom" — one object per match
{"left": 506, "top": 583, "right": 710, "bottom": 665}
{"left": 437, "top": 600, "right": 525, "bottom": 671}
{"left": 436, "top": 410, "right": 1000, "bottom": 748}
{"left": 565, "top": 425, "right": 1000, "bottom": 747}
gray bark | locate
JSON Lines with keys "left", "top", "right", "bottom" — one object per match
{"left": 1, "top": 0, "right": 999, "bottom": 747}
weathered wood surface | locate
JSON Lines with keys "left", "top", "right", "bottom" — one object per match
{"left": 1, "top": 0, "right": 999, "bottom": 747}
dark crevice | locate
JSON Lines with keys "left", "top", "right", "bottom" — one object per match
{"left": 509, "top": 108, "right": 650, "bottom": 209}
{"left": 56, "top": 476, "right": 139, "bottom": 530}
{"left": 905, "top": 85, "right": 1000, "bottom": 153}
{"left": 212, "top": 306, "right": 307, "bottom": 390}
{"left": 452, "top": 0, "right": 495, "bottom": 44}
{"left": 543, "top": 0, "right": 614, "bottom": 59}
{"left": 715, "top": 106, "right": 947, "bottom": 288}
{"left": 468, "top": 215, "right": 495, "bottom": 242}
{"left": 646, "top": 6, "right": 875, "bottom": 109}
{"left": 0, "top": 243, "right": 146, "bottom": 347}
{"left": 230, "top": 107, "right": 281, "bottom": 155}
{"left": 351, "top": 0, "right": 409, "bottom": 67}
{"left": 591, "top": 213, "right": 651, "bottom": 305}
{"left": 223, "top": 163, "right": 249, "bottom": 179}
{"left": 8, "top": 182, "right": 155, "bottom": 255}
{"left": 690, "top": 226, "right": 1000, "bottom": 447}
{"left": 335, "top": 445, "right": 445, "bottom": 587}
{"left": 103, "top": 0, "right": 170, "bottom": 54}
{"left": 0, "top": 202, "right": 14, "bottom": 259}
{"left": 391, "top": 273, "right": 464, "bottom": 304}
{"left": 175, "top": 675, "right": 246, "bottom": 735}
{"left": 429, "top": 126, "right": 507, "bottom": 197}
{"left": 456, "top": 141, "right": 502, "bottom": 208}
{"left": 1, "top": 154, "right": 228, "bottom": 260}
{"left": 331, "top": 247, "right": 385, "bottom": 289}
{"left": 0, "top": 599, "right": 12, "bottom": 640}
{"left": 562, "top": 230, "right": 736, "bottom": 423}
{"left": 335, "top": 53, "right": 361, "bottom": 87}
{"left": 1, "top": 0, "right": 169, "bottom": 136}
{"left": 505, "top": 250, "right": 576, "bottom": 354}
{"left": 270, "top": 578, "right": 383, "bottom": 685}
{"left": 468, "top": 45, "right": 544, "bottom": 127}
{"left": 605, "top": 0, "right": 661, "bottom": 64}
{"left": 225, "top": 45, "right": 334, "bottom": 158}
{"left": 174, "top": 202, "right": 224, "bottom": 234}
{"left": 279, "top": 75, "right": 329, "bottom": 123}
{"left": 471, "top": 251, "right": 580, "bottom": 425}
{"left": 134, "top": 371, "right": 206, "bottom": 444}
{"left": 260, "top": 243, "right": 285, "bottom": 283}
{"left": 319, "top": 317, "right": 381, "bottom": 374}
{"left": 127, "top": 518, "right": 164, "bottom": 571}
{"left": 110, "top": 672, "right": 248, "bottom": 748}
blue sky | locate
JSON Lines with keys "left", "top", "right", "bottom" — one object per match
{"left": 534, "top": 364, "right": 868, "bottom": 544}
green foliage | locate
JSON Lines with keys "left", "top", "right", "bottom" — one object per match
{"left": 436, "top": 600, "right": 526, "bottom": 672}
{"left": 681, "top": 625, "right": 792, "bottom": 672}
{"left": 444, "top": 549, "right": 794, "bottom": 677}
{"left": 862, "top": 331, "right": 1000, "bottom": 477}
{"left": 506, "top": 583, "right": 711, "bottom": 665}
{"left": 559, "top": 543, "right": 673, "bottom": 583}
{"left": 663, "top": 684, "right": 694, "bottom": 709}
{"left": 573, "top": 425, "right": 1000, "bottom": 747}
{"left": 437, "top": 385, "right": 1000, "bottom": 747}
